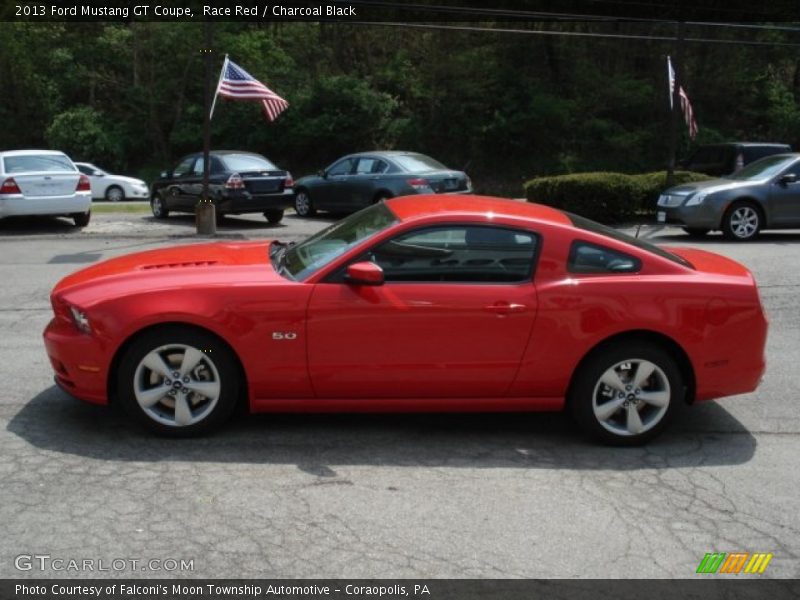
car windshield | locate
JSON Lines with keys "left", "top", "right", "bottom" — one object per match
{"left": 3, "top": 154, "right": 75, "bottom": 173}
{"left": 567, "top": 212, "right": 694, "bottom": 269}
{"left": 724, "top": 155, "right": 796, "bottom": 181}
{"left": 279, "top": 203, "right": 399, "bottom": 281}
{"left": 393, "top": 154, "right": 448, "bottom": 172}
{"left": 221, "top": 154, "right": 277, "bottom": 172}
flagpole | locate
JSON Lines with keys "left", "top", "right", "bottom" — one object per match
{"left": 197, "top": 20, "right": 216, "bottom": 235}
{"left": 666, "top": 21, "right": 685, "bottom": 188}
{"left": 209, "top": 54, "right": 228, "bottom": 120}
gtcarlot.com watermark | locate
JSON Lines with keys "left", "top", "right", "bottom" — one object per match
{"left": 14, "top": 554, "right": 194, "bottom": 573}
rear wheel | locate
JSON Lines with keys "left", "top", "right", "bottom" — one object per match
{"left": 264, "top": 209, "right": 284, "bottom": 224}
{"left": 117, "top": 326, "right": 240, "bottom": 436}
{"left": 683, "top": 227, "right": 710, "bottom": 238}
{"left": 569, "top": 342, "right": 683, "bottom": 445}
{"left": 294, "top": 190, "right": 316, "bottom": 217}
{"left": 722, "top": 202, "right": 762, "bottom": 241}
{"left": 151, "top": 194, "right": 169, "bottom": 219}
{"left": 105, "top": 185, "right": 124, "bottom": 202}
{"left": 72, "top": 211, "right": 91, "bottom": 227}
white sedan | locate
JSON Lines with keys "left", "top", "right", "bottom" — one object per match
{"left": 75, "top": 162, "right": 149, "bottom": 202}
{"left": 0, "top": 150, "right": 92, "bottom": 226}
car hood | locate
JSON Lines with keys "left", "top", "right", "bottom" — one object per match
{"left": 53, "top": 241, "right": 285, "bottom": 301}
{"left": 665, "top": 177, "right": 755, "bottom": 196}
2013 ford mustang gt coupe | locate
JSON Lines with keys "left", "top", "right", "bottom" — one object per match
{"left": 43, "top": 195, "right": 767, "bottom": 444}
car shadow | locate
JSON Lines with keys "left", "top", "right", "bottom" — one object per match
{"left": 8, "top": 387, "right": 757, "bottom": 471}
{"left": 0, "top": 216, "right": 81, "bottom": 235}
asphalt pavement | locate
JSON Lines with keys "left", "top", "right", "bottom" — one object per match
{"left": 0, "top": 211, "right": 798, "bottom": 579}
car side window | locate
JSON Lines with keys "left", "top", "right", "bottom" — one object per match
{"left": 192, "top": 157, "right": 205, "bottom": 176}
{"left": 778, "top": 162, "right": 800, "bottom": 179}
{"left": 173, "top": 157, "right": 195, "bottom": 178}
{"left": 77, "top": 165, "right": 92, "bottom": 175}
{"left": 568, "top": 241, "right": 641, "bottom": 274}
{"left": 327, "top": 158, "right": 355, "bottom": 177}
{"left": 355, "top": 158, "right": 378, "bottom": 174}
{"left": 364, "top": 225, "right": 537, "bottom": 283}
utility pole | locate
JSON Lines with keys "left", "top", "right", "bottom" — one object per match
{"left": 665, "top": 21, "right": 685, "bottom": 187}
{"left": 196, "top": 20, "right": 216, "bottom": 235}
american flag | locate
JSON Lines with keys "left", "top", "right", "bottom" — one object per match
{"left": 667, "top": 56, "right": 698, "bottom": 140}
{"left": 214, "top": 57, "right": 288, "bottom": 122}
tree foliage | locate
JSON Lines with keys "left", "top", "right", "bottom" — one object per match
{"left": 0, "top": 22, "right": 798, "bottom": 193}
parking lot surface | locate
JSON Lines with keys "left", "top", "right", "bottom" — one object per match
{"left": 0, "top": 212, "right": 798, "bottom": 578}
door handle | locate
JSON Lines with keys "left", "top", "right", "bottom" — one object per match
{"left": 484, "top": 302, "right": 527, "bottom": 315}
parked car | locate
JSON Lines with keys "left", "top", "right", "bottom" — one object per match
{"left": 44, "top": 195, "right": 766, "bottom": 445}
{"left": 75, "top": 162, "right": 149, "bottom": 202}
{"left": 681, "top": 142, "right": 791, "bottom": 177}
{"left": 293, "top": 151, "right": 472, "bottom": 217}
{"left": 657, "top": 153, "right": 800, "bottom": 240}
{"left": 0, "top": 150, "right": 92, "bottom": 227}
{"left": 150, "top": 151, "right": 294, "bottom": 224}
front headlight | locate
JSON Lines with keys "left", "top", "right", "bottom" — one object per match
{"left": 69, "top": 306, "right": 91, "bottom": 333}
{"left": 685, "top": 191, "right": 708, "bottom": 206}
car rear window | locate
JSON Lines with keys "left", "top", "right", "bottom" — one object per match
{"left": 567, "top": 213, "right": 694, "bottom": 269}
{"left": 3, "top": 154, "right": 75, "bottom": 173}
{"left": 220, "top": 154, "right": 277, "bottom": 172}
{"left": 393, "top": 154, "right": 448, "bottom": 172}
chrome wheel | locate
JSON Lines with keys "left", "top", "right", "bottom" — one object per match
{"left": 591, "top": 359, "right": 670, "bottom": 437}
{"left": 295, "top": 191, "right": 314, "bottom": 217}
{"left": 728, "top": 206, "right": 760, "bottom": 239}
{"left": 133, "top": 344, "right": 221, "bottom": 428}
{"left": 106, "top": 186, "right": 124, "bottom": 202}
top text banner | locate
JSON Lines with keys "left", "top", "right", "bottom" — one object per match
{"left": 3, "top": 0, "right": 799, "bottom": 22}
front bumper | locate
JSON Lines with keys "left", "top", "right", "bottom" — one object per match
{"left": 43, "top": 318, "right": 109, "bottom": 405}
{"left": 0, "top": 192, "right": 92, "bottom": 218}
{"left": 219, "top": 189, "right": 295, "bottom": 214}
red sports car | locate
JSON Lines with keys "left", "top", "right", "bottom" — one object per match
{"left": 43, "top": 195, "right": 767, "bottom": 444}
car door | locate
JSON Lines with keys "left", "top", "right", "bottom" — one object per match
{"left": 314, "top": 158, "right": 356, "bottom": 210}
{"left": 768, "top": 161, "right": 800, "bottom": 225}
{"left": 163, "top": 156, "right": 196, "bottom": 210}
{"left": 346, "top": 157, "right": 387, "bottom": 208}
{"left": 306, "top": 224, "right": 539, "bottom": 399}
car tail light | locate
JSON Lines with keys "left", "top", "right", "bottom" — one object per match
{"left": 225, "top": 173, "right": 245, "bottom": 190}
{"left": 76, "top": 174, "right": 91, "bottom": 192}
{"left": 284, "top": 172, "right": 294, "bottom": 188}
{"left": 407, "top": 178, "right": 430, "bottom": 191}
{"left": 0, "top": 177, "right": 21, "bottom": 194}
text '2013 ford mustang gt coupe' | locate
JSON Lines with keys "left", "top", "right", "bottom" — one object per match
{"left": 43, "top": 195, "right": 767, "bottom": 444}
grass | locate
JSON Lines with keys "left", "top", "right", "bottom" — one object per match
{"left": 91, "top": 203, "right": 150, "bottom": 214}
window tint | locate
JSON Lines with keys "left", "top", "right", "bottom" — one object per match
{"left": 327, "top": 158, "right": 355, "bottom": 176}
{"left": 568, "top": 241, "right": 641, "bottom": 274}
{"left": 76, "top": 164, "right": 93, "bottom": 175}
{"left": 3, "top": 154, "right": 75, "bottom": 173}
{"left": 221, "top": 154, "right": 276, "bottom": 172}
{"left": 366, "top": 225, "right": 537, "bottom": 283}
{"left": 172, "top": 157, "right": 195, "bottom": 177}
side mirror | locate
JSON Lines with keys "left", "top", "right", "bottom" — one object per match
{"left": 345, "top": 261, "right": 384, "bottom": 286}
{"left": 317, "top": 169, "right": 327, "bottom": 178}
{"left": 779, "top": 173, "right": 797, "bottom": 185}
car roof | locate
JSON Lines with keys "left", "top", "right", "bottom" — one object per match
{"left": 345, "top": 151, "right": 430, "bottom": 159}
{"left": 385, "top": 195, "right": 573, "bottom": 226}
{"left": 0, "top": 149, "right": 69, "bottom": 157}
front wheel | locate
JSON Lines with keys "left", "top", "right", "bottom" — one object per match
{"left": 264, "top": 209, "right": 284, "bottom": 224}
{"left": 569, "top": 342, "right": 683, "bottom": 445}
{"left": 722, "top": 202, "right": 762, "bottom": 241}
{"left": 151, "top": 194, "right": 169, "bottom": 219}
{"left": 294, "top": 190, "right": 316, "bottom": 217}
{"left": 105, "top": 185, "right": 125, "bottom": 202}
{"left": 117, "top": 326, "right": 240, "bottom": 436}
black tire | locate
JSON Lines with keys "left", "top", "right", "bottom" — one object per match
{"left": 683, "top": 227, "right": 710, "bottom": 238}
{"left": 116, "top": 326, "right": 240, "bottom": 437}
{"left": 105, "top": 185, "right": 125, "bottom": 202}
{"left": 72, "top": 211, "right": 91, "bottom": 227}
{"left": 373, "top": 192, "right": 391, "bottom": 204}
{"left": 722, "top": 201, "right": 762, "bottom": 241}
{"left": 151, "top": 194, "right": 169, "bottom": 219}
{"left": 294, "top": 189, "right": 316, "bottom": 217}
{"left": 264, "top": 209, "right": 284, "bottom": 224}
{"left": 569, "top": 341, "right": 683, "bottom": 446}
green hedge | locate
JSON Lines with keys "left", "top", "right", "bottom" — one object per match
{"left": 523, "top": 170, "right": 712, "bottom": 224}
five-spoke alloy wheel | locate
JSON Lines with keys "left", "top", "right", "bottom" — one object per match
{"left": 118, "top": 327, "right": 239, "bottom": 435}
{"left": 570, "top": 342, "right": 683, "bottom": 445}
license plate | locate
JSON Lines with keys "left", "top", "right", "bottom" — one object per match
{"left": 657, "top": 211, "right": 666, "bottom": 223}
